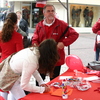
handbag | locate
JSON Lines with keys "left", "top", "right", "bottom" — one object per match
{"left": 86, "top": 61, "right": 100, "bottom": 71}
{"left": 0, "top": 54, "right": 20, "bottom": 91}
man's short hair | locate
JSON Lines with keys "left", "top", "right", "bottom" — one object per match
{"left": 43, "top": 4, "right": 55, "bottom": 11}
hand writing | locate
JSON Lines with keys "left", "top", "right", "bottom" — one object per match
{"left": 40, "top": 84, "right": 50, "bottom": 93}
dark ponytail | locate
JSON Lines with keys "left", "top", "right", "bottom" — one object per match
{"left": 1, "top": 12, "right": 17, "bottom": 42}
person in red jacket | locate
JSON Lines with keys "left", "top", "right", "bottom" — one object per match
{"left": 0, "top": 12, "right": 23, "bottom": 100}
{"left": 32, "top": 4, "right": 79, "bottom": 83}
{"left": 92, "top": 19, "right": 100, "bottom": 61}
{"left": 0, "top": 12, "right": 23, "bottom": 62}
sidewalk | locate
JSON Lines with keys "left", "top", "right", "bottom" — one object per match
{"left": 68, "top": 33, "right": 95, "bottom": 66}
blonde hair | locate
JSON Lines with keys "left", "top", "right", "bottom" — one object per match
{"left": 16, "top": 10, "right": 22, "bottom": 14}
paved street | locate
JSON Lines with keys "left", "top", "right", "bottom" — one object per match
{"left": 61, "top": 33, "right": 96, "bottom": 78}
{"left": 65, "top": 33, "right": 95, "bottom": 66}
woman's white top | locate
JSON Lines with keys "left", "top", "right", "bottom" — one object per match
{"left": 97, "top": 35, "right": 100, "bottom": 43}
{"left": 9, "top": 47, "right": 45, "bottom": 93}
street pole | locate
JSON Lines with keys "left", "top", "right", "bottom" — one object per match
{"left": 58, "top": 0, "right": 70, "bottom": 55}
{"left": 66, "top": 0, "right": 70, "bottom": 55}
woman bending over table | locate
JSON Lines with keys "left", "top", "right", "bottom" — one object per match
{"left": 0, "top": 39, "right": 59, "bottom": 100}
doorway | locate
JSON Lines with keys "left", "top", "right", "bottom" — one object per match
{"left": 22, "top": 2, "right": 44, "bottom": 28}
{"left": 32, "top": 3, "right": 43, "bottom": 28}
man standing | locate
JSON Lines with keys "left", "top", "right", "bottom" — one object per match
{"left": 16, "top": 10, "right": 29, "bottom": 35}
{"left": 16, "top": 10, "right": 30, "bottom": 48}
{"left": 22, "top": 7, "right": 30, "bottom": 25}
{"left": 32, "top": 4, "right": 79, "bottom": 82}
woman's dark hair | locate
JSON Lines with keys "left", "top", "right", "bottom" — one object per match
{"left": 1, "top": 12, "right": 17, "bottom": 42}
{"left": 38, "top": 39, "right": 59, "bottom": 78}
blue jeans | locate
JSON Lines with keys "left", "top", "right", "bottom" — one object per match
{"left": 96, "top": 48, "right": 100, "bottom": 61}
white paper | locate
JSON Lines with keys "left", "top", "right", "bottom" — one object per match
{"left": 59, "top": 76, "right": 73, "bottom": 80}
{"left": 59, "top": 76, "right": 100, "bottom": 81}
{"left": 83, "top": 76, "right": 99, "bottom": 81}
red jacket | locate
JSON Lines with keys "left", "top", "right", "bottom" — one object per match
{"left": 92, "top": 19, "right": 100, "bottom": 51}
{"left": 92, "top": 19, "right": 100, "bottom": 35}
{"left": 0, "top": 30, "right": 24, "bottom": 62}
{"left": 32, "top": 18, "right": 79, "bottom": 66}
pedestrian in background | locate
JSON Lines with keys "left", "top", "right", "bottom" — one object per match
{"left": 92, "top": 19, "right": 100, "bottom": 61}
{"left": 16, "top": 10, "right": 28, "bottom": 35}
{"left": 22, "top": 7, "right": 30, "bottom": 25}
{"left": 16, "top": 10, "right": 31, "bottom": 48}
{"left": 0, "top": 12, "right": 23, "bottom": 100}
{"left": 32, "top": 4, "right": 79, "bottom": 85}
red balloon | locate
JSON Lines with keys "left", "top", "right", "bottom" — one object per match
{"left": 65, "top": 55, "right": 84, "bottom": 71}
{"left": 0, "top": 96, "right": 5, "bottom": 100}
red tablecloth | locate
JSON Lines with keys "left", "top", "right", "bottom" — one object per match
{"left": 19, "top": 71, "right": 100, "bottom": 100}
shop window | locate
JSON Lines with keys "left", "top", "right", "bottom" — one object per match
{"left": 32, "top": 3, "right": 43, "bottom": 28}
{"left": 70, "top": 5, "right": 97, "bottom": 27}
{"left": 22, "top": 2, "right": 31, "bottom": 26}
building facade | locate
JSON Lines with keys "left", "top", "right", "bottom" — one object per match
{"left": 7, "top": 0, "right": 100, "bottom": 33}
